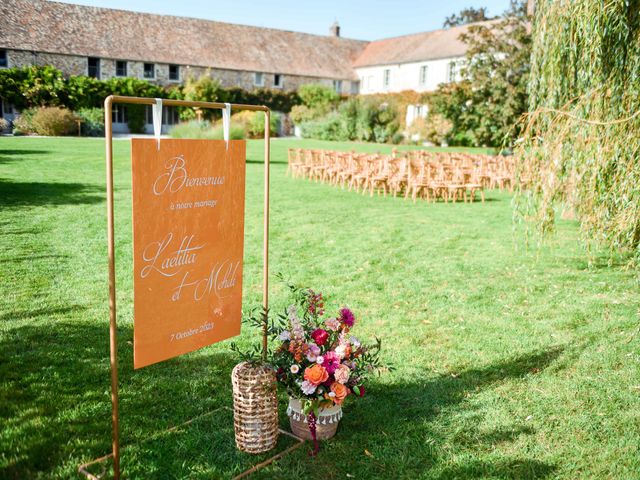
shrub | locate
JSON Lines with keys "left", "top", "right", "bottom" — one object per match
{"left": 300, "top": 112, "right": 349, "bottom": 141}
{"left": 169, "top": 121, "right": 214, "bottom": 139}
{"left": 180, "top": 73, "right": 224, "bottom": 121}
{"left": 169, "top": 121, "right": 245, "bottom": 140}
{"left": 76, "top": 108, "right": 104, "bottom": 136}
{"left": 247, "top": 111, "right": 280, "bottom": 138}
{"left": 408, "top": 114, "right": 452, "bottom": 145}
{"left": 0, "top": 117, "right": 9, "bottom": 132}
{"left": 30, "top": 107, "right": 77, "bottom": 136}
{"left": 12, "top": 108, "right": 38, "bottom": 135}
{"left": 64, "top": 75, "right": 107, "bottom": 111}
{"left": 0, "top": 65, "right": 66, "bottom": 110}
{"left": 298, "top": 84, "right": 339, "bottom": 111}
{"left": 289, "top": 105, "right": 316, "bottom": 124}
{"left": 219, "top": 87, "right": 300, "bottom": 113}
{"left": 391, "top": 132, "right": 405, "bottom": 145}
{"left": 210, "top": 124, "right": 246, "bottom": 140}
{"left": 300, "top": 97, "right": 399, "bottom": 143}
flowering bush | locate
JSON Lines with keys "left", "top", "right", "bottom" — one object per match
{"left": 271, "top": 284, "right": 383, "bottom": 418}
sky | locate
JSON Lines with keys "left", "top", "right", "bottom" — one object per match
{"left": 53, "top": 0, "right": 514, "bottom": 40}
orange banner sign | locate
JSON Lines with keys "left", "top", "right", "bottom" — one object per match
{"left": 131, "top": 139, "right": 246, "bottom": 369}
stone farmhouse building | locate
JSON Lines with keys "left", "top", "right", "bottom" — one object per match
{"left": 0, "top": 0, "right": 485, "bottom": 131}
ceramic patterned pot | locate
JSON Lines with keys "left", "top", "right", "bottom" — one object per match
{"left": 286, "top": 397, "right": 342, "bottom": 440}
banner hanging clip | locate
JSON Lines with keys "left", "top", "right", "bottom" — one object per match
{"left": 222, "top": 103, "right": 231, "bottom": 150}
{"left": 152, "top": 98, "right": 163, "bottom": 151}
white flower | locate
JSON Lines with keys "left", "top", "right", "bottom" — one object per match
{"left": 290, "top": 364, "right": 300, "bottom": 374}
{"left": 328, "top": 391, "right": 336, "bottom": 398}
{"left": 316, "top": 355, "right": 324, "bottom": 365}
{"left": 335, "top": 344, "right": 347, "bottom": 359}
{"left": 300, "top": 380, "right": 317, "bottom": 395}
{"left": 278, "top": 330, "right": 291, "bottom": 341}
{"left": 349, "top": 336, "right": 361, "bottom": 348}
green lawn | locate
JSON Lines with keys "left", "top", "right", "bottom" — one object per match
{"left": 1, "top": 136, "right": 638, "bottom": 479}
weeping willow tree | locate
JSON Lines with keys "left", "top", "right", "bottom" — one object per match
{"left": 515, "top": 0, "right": 640, "bottom": 264}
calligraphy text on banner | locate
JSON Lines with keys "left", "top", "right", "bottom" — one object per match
{"left": 131, "top": 139, "right": 246, "bottom": 368}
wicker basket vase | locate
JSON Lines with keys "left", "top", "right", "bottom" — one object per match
{"left": 287, "top": 398, "right": 342, "bottom": 440}
{"left": 231, "top": 362, "right": 279, "bottom": 454}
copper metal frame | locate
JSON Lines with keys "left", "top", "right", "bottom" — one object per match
{"left": 78, "top": 409, "right": 305, "bottom": 480}
{"left": 85, "top": 95, "right": 283, "bottom": 479}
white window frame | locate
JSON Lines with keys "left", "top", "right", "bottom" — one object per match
{"left": 383, "top": 69, "right": 391, "bottom": 89}
{"left": 447, "top": 62, "right": 457, "bottom": 83}
{"left": 254, "top": 72, "right": 264, "bottom": 87}
{"left": 419, "top": 65, "right": 428, "bottom": 86}
{"left": 115, "top": 60, "right": 127, "bottom": 77}
{"left": 112, "top": 105, "right": 127, "bottom": 124}
{"left": 333, "top": 79, "right": 342, "bottom": 93}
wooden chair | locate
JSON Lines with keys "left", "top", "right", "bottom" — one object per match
{"left": 287, "top": 148, "right": 304, "bottom": 178}
{"left": 310, "top": 150, "right": 327, "bottom": 183}
{"left": 464, "top": 166, "right": 485, "bottom": 203}
{"left": 348, "top": 155, "right": 373, "bottom": 193}
{"left": 387, "top": 157, "right": 409, "bottom": 198}
{"left": 368, "top": 156, "right": 390, "bottom": 197}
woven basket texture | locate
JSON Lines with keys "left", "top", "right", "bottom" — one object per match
{"left": 231, "top": 362, "right": 279, "bottom": 454}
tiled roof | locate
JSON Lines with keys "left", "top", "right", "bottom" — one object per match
{"left": 0, "top": 0, "right": 489, "bottom": 79}
{"left": 353, "top": 21, "right": 496, "bottom": 67}
{"left": 0, "top": 0, "right": 367, "bottom": 80}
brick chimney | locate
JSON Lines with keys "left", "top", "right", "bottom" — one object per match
{"left": 330, "top": 21, "right": 340, "bottom": 37}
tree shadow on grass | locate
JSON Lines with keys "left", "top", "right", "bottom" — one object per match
{"left": 433, "top": 458, "right": 556, "bottom": 479}
{"left": 0, "top": 320, "right": 267, "bottom": 479}
{"left": 246, "top": 158, "right": 287, "bottom": 165}
{"left": 0, "top": 149, "right": 51, "bottom": 165}
{"left": 0, "top": 179, "right": 103, "bottom": 207}
{"left": 1, "top": 316, "right": 567, "bottom": 479}
{"left": 0, "top": 305, "right": 86, "bottom": 322}
{"left": 333, "top": 347, "right": 565, "bottom": 479}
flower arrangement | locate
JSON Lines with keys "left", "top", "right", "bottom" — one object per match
{"left": 270, "top": 283, "right": 383, "bottom": 452}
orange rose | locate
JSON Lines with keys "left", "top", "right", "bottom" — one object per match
{"left": 330, "top": 382, "right": 350, "bottom": 405}
{"left": 304, "top": 364, "right": 329, "bottom": 386}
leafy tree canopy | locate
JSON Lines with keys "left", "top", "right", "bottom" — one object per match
{"left": 443, "top": 6, "right": 494, "bottom": 28}
{"left": 429, "top": 1, "right": 531, "bottom": 147}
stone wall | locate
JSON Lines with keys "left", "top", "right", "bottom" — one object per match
{"left": 4, "top": 48, "right": 356, "bottom": 94}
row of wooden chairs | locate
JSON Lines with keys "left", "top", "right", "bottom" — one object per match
{"left": 287, "top": 148, "right": 516, "bottom": 203}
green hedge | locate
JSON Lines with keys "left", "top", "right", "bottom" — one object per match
{"left": 0, "top": 66, "right": 301, "bottom": 113}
